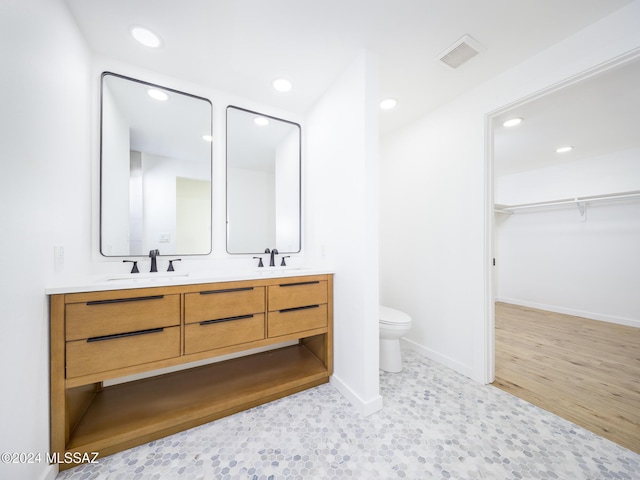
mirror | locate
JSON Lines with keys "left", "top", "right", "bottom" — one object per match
{"left": 100, "top": 72, "right": 212, "bottom": 256}
{"left": 226, "top": 106, "right": 301, "bottom": 254}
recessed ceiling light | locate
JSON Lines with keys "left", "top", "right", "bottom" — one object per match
{"left": 556, "top": 146, "right": 573, "bottom": 153}
{"left": 502, "top": 117, "right": 523, "bottom": 127}
{"left": 130, "top": 26, "right": 162, "bottom": 48}
{"left": 202, "top": 134, "right": 213, "bottom": 142}
{"left": 147, "top": 88, "right": 168, "bottom": 101}
{"left": 272, "top": 78, "right": 293, "bottom": 93}
{"left": 254, "top": 117, "right": 269, "bottom": 126}
{"left": 380, "top": 98, "right": 398, "bottom": 110}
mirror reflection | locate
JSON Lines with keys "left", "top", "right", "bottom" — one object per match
{"left": 226, "top": 106, "right": 301, "bottom": 254}
{"left": 100, "top": 73, "right": 212, "bottom": 256}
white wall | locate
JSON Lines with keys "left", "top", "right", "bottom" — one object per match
{"left": 305, "top": 51, "right": 382, "bottom": 415}
{"left": 495, "top": 149, "right": 640, "bottom": 327}
{"left": 0, "top": 1, "right": 92, "bottom": 480}
{"left": 380, "top": 0, "right": 640, "bottom": 383}
{"left": 495, "top": 148, "right": 640, "bottom": 205}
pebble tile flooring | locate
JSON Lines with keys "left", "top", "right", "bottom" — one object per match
{"left": 56, "top": 350, "right": 640, "bottom": 479}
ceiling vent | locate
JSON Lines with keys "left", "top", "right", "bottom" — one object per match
{"left": 437, "top": 35, "right": 483, "bottom": 69}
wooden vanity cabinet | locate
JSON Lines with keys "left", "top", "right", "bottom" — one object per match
{"left": 49, "top": 274, "right": 333, "bottom": 470}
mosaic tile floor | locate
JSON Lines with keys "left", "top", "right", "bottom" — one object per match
{"left": 56, "top": 350, "right": 640, "bottom": 479}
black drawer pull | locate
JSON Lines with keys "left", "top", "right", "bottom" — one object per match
{"left": 199, "top": 314, "right": 254, "bottom": 326}
{"left": 87, "top": 327, "right": 164, "bottom": 343}
{"left": 280, "top": 304, "right": 320, "bottom": 313}
{"left": 86, "top": 295, "right": 164, "bottom": 306}
{"left": 279, "top": 281, "right": 320, "bottom": 287}
{"left": 199, "top": 287, "right": 254, "bottom": 295}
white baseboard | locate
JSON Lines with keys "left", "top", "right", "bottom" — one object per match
{"left": 41, "top": 464, "right": 58, "bottom": 480}
{"left": 496, "top": 297, "right": 640, "bottom": 329}
{"left": 329, "top": 375, "right": 383, "bottom": 417}
{"left": 400, "top": 338, "right": 475, "bottom": 380}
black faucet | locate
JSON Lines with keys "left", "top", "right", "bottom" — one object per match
{"left": 269, "top": 248, "right": 279, "bottom": 267}
{"left": 149, "top": 249, "right": 159, "bottom": 272}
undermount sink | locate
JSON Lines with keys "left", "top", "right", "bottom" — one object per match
{"left": 102, "top": 266, "right": 312, "bottom": 284}
{"left": 255, "top": 266, "right": 309, "bottom": 274}
{"left": 105, "top": 272, "right": 190, "bottom": 282}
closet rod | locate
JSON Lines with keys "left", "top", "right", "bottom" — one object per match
{"left": 496, "top": 190, "right": 640, "bottom": 213}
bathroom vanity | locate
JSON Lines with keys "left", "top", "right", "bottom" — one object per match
{"left": 48, "top": 271, "right": 333, "bottom": 469}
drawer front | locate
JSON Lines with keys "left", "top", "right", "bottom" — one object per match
{"left": 66, "top": 295, "right": 180, "bottom": 341}
{"left": 185, "top": 287, "right": 265, "bottom": 324}
{"left": 268, "top": 281, "right": 327, "bottom": 311}
{"left": 268, "top": 304, "right": 328, "bottom": 338}
{"left": 184, "top": 313, "right": 265, "bottom": 355}
{"left": 66, "top": 326, "right": 180, "bottom": 378}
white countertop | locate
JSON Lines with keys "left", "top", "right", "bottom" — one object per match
{"left": 45, "top": 266, "right": 335, "bottom": 295}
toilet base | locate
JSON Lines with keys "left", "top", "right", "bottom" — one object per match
{"left": 379, "top": 337, "right": 403, "bottom": 373}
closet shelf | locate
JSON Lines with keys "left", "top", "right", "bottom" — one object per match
{"left": 495, "top": 190, "right": 640, "bottom": 215}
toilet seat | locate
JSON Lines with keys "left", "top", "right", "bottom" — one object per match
{"left": 379, "top": 306, "right": 411, "bottom": 326}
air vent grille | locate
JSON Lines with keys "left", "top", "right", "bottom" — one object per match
{"left": 437, "top": 35, "right": 483, "bottom": 69}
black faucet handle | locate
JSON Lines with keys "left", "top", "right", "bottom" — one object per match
{"left": 167, "top": 259, "right": 182, "bottom": 272}
{"left": 123, "top": 260, "right": 139, "bottom": 274}
{"left": 280, "top": 256, "right": 290, "bottom": 267}
{"left": 253, "top": 256, "right": 264, "bottom": 268}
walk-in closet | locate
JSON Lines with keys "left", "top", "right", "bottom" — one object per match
{"left": 491, "top": 56, "right": 640, "bottom": 454}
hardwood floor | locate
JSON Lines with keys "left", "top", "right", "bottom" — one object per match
{"left": 493, "top": 302, "right": 640, "bottom": 454}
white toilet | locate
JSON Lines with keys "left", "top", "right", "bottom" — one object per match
{"left": 379, "top": 306, "right": 412, "bottom": 373}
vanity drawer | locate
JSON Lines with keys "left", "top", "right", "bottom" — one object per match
{"left": 268, "top": 304, "right": 328, "bottom": 338}
{"left": 184, "top": 313, "right": 265, "bottom": 355}
{"left": 65, "top": 294, "right": 180, "bottom": 341}
{"left": 268, "top": 281, "right": 327, "bottom": 311}
{"left": 185, "top": 287, "right": 265, "bottom": 324}
{"left": 66, "top": 326, "right": 180, "bottom": 378}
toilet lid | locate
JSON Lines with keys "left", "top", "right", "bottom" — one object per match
{"left": 379, "top": 306, "right": 412, "bottom": 325}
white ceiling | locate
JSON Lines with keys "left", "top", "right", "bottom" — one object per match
{"left": 63, "top": 0, "right": 634, "bottom": 136}
{"left": 493, "top": 57, "right": 640, "bottom": 176}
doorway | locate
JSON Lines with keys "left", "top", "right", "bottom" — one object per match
{"left": 487, "top": 53, "right": 640, "bottom": 452}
